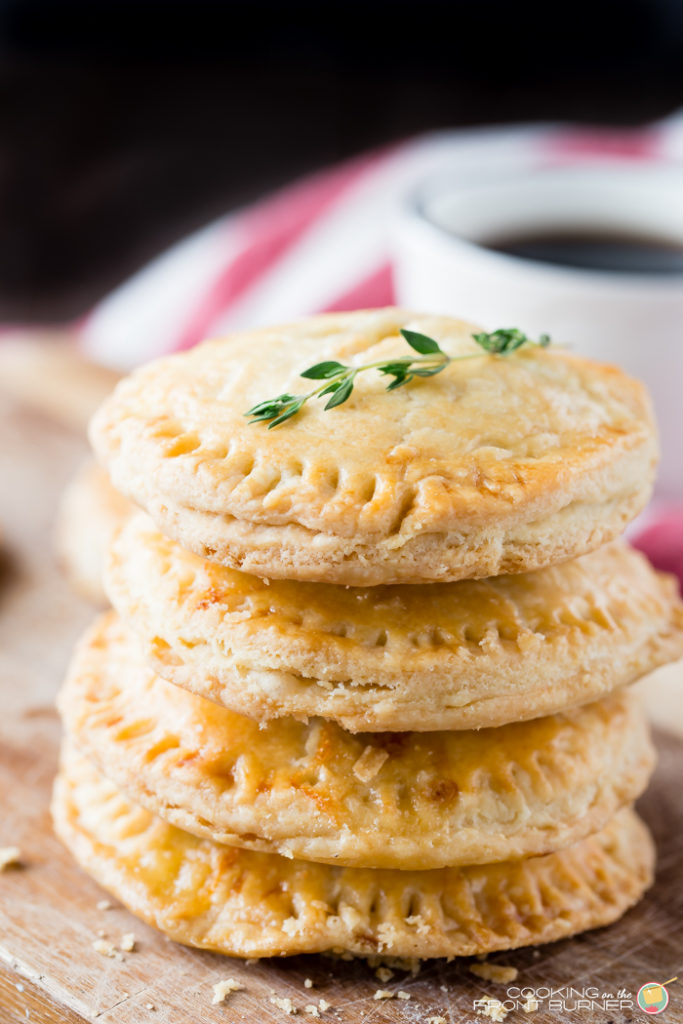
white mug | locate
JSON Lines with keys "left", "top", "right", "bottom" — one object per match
{"left": 394, "top": 161, "right": 683, "bottom": 498}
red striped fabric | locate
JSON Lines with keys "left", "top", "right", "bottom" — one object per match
{"left": 545, "top": 127, "right": 662, "bottom": 160}
{"left": 173, "top": 149, "right": 395, "bottom": 351}
{"left": 320, "top": 261, "right": 395, "bottom": 313}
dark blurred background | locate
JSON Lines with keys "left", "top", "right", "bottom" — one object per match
{"left": 1, "top": 0, "right": 683, "bottom": 321}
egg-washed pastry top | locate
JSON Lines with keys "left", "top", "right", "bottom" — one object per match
{"left": 89, "top": 309, "right": 657, "bottom": 585}
{"left": 53, "top": 744, "right": 655, "bottom": 960}
{"left": 105, "top": 513, "right": 683, "bottom": 732}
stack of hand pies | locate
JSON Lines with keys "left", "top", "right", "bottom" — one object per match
{"left": 53, "top": 309, "right": 683, "bottom": 960}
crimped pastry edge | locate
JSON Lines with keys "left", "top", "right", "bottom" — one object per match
{"left": 107, "top": 515, "right": 683, "bottom": 732}
{"left": 52, "top": 744, "right": 655, "bottom": 960}
{"left": 58, "top": 613, "right": 656, "bottom": 869}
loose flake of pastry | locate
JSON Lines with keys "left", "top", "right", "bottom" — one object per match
{"left": 375, "top": 967, "right": 394, "bottom": 983}
{"left": 406, "top": 915, "right": 432, "bottom": 936}
{"left": 270, "top": 996, "right": 297, "bottom": 1014}
{"left": 119, "top": 932, "right": 136, "bottom": 952}
{"left": 92, "top": 938, "right": 122, "bottom": 960}
{"left": 373, "top": 989, "right": 394, "bottom": 1000}
{"left": 145, "top": 1004, "right": 155, "bottom": 1011}
{"left": 212, "top": 978, "right": 244, "bottom": 1004}
{"left": 426, "top": 1017, "right": 447, "bottom": 1024}
{"left": 397, "top": 991, "right": 411, "bottom": 999}
{"left": 475, "top": 996, "right": 509, "bottom": 1021}
{"left": 352, "top": 746, "right": 388, "bottom": 783}
{"left": 304, "top": 1007, "right": 319, "bottom": 1018}
{"left": 470, "top": 963, "right": 518, "bottom": 984}
{"left": 318, "top": 999, "right": 331, "bottom": 1011}
{"left": 0, "top": 846, "right": 21, "bottom": 870}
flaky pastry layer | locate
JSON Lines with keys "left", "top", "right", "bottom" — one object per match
{"left": 106, "top": 514, "right": 683, "bottom": 731}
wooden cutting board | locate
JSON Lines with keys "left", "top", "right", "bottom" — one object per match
{"left": 1, "top": 392, "right": 682, "bottom": 1024}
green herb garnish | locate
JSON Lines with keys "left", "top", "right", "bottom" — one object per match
{"left": 246, "top": 327, "right": 551, "bottom": 428}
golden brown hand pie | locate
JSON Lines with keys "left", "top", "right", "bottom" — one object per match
{"left": 58, "top": 613, "right": 654, "bottom": 870}
{"left": 106, "top": 513, "right": 683, "bottom": 732}
{"left": 55, "top": 460, "right": 131, "bottom": 604}
{"left": 53, "top": 744, "right": 654, "bottom": 960}
{"left": 89, "top": 309, "right": 656, "bottom": 585}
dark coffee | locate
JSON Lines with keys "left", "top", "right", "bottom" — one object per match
{"left": 482, "top": 230, "right": 683, "bottom": 275}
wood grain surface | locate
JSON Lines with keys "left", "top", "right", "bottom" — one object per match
{"left": 0, "top": 390, "right": 682, "bottom": 1024}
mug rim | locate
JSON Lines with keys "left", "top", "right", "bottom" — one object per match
{"left": 406, "top": 158, "right": 683, "bottom": 291}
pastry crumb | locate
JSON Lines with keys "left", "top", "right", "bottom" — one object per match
{"left": 270, "top": 996, "right": 297, "bottom": 1014}
{"left": 372, "top": 987, "right": 410, "bottom": 1001}
{"left": 282, "top": 916, "right": 304, "bottom": 936}
{"left": 426, "top": 1018, "right": 447, "bottom": 1024}
{"left": 475, "top": 995, "right": 509, "bottom": 1021}
{"left": 96, "top": 899, "right": 112, "bottom": 911}
{"left": 318, "top": 998, "right": 331, "bottom": 1011}
{"left": 92, "top": 938, "right": 122, "bottom": 960}
{"left": 212, "top": 979, "right": 244, "bottom": 1004}
{"left": 0, "top": 846, "right": 22, "bottom": 871}
{"left": 145, "top": 1004, "right": 155, "bottom": 1011}
{"left": 405, "top": 914, "right": 431, "bottom": 936}
{"left": 352, "top": 746, "right": 388, "bottom": 782}
{"left": 375, "top": 967, "right": 394, "bottom": 983}
{"left": 470, "top": 963, "right": 518, "bottom": 984}
{"left": 119, "top": 933, "right": 136, "bottom": 953}
{"left": 522, "top": 994, "right": 539, "bottom": 1012}
{"left": 304, "top": 978, "right": 313, "bottom": 988}
{"left": 304, "top": 1006, "right": 319, "bottom": 1018}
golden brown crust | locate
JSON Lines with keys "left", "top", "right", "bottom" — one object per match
{"left": 58, "top": 613, "right": 655, "bottom": 870}
{"left": 52, "top": 744, "right": 655, "bottom": 960}
{"left": 89, "top": 309, "right": 657, "bottom": 584}
{"left": 55, "top": 460, "right": 131, "bottom": 604}
{"left": 106, "top": 514, "right": 683, "bottom": 732}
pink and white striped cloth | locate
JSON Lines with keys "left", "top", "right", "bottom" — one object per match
{"left": 79, "top": 117, "right": 683, "bottom": 370}
{"left": 77, "top": 117, "right": 683, "bottom": 584}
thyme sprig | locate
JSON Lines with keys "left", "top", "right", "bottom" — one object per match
{"left": 246, "top": 327, "right": 551, "bottom": 428}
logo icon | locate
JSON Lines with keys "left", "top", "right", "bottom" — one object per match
{"left": 637, "top": 977, "right": 677, "bottom": 1015}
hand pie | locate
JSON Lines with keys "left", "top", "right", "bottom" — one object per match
{"left": 106, "top": 513, "right": 683, "bottom": 732}
{"left": 55, "top": 459, "right": 131, "bottom": 604}
{"left": 59, "top": 613, "right": 654, "bottom": 871}
{"left": 90, "top": 309, "right": 656, "bottom": 585}
{"left": 53, "top": 744, "right": 654, "bottom": 960}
